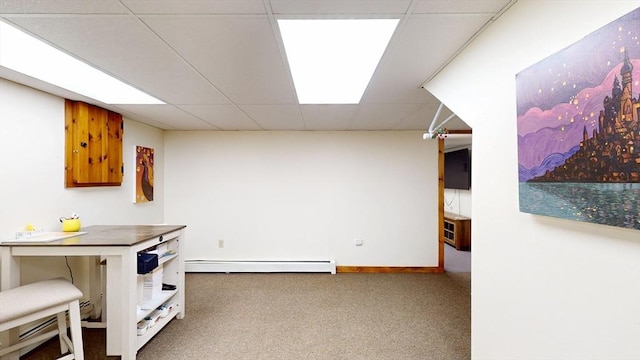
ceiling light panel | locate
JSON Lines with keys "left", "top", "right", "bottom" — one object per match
{"left": 0, "top": 20, "right": 163, "bottom": 105}
{"left": 278, "top": 19, "right": 399, "bottom": 104}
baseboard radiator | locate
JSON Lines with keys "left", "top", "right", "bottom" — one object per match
{"left": 185, "top": 260, "right": 336, "bottom": 274}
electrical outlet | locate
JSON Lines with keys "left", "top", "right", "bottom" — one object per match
{"left": 218, "top": 239, "right": 224, "bottom": 248}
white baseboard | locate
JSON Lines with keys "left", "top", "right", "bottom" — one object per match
{"left": 185, "top": 260, "right": 336, "bottom": 274}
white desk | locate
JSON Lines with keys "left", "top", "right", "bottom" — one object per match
{"left": 0, "top": 225, "right": 186, "bottom": 360}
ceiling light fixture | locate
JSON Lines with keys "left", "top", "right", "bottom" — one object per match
{"left": 0, "top": 20, "right": 164, "bottom": 105}
{"left": 278, "top": 19, "right": 399, "bottom": 105}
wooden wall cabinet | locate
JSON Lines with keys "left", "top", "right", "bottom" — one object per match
{"left": 443, "top": 212, "right": 471, "bottom": 250}
{"left": 65, "top": 100, "right": 123, "bottom": 187}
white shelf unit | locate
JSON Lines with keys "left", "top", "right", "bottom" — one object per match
{"left": 133, "top": 230, "right": 184, "bottom": 352}
{"left": 137, "top": 290, "right": 178, "bottom": 320}
{"left": 136, "top": 306, "right": 180, "bottom": 348}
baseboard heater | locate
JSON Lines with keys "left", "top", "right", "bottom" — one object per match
{"left": 185, "top": 260, "right": 336, "bottom": 274}
{"left": 12, "top": 300, "right": 93, "bottom": 356}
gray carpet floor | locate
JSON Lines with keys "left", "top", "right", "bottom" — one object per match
{"left": 21, "top": 272, "right": 471, "bottom": 360}
{"left": 444, "top": 244, "right": 471, "bottom": 272}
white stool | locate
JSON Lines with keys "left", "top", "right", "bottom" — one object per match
{"left": 0, "top": 278, "right": 84, "bottom": 360}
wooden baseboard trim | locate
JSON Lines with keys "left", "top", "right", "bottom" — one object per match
{"left": 336, "top": 266, "right": 444, "bottom": 273}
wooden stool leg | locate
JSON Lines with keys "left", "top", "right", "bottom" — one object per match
{"left": 68, "top": 299, "right": 84, "bottom": 360}
{"left": 56, "top": 312, "right": 69, "bottom": 354}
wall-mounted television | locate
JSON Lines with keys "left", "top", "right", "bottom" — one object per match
{"left": 444, "top": 148, "right": 471, "bottom": 190}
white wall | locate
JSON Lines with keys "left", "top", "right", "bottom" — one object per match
{"left": 164, "top": 131, "right": 439, "bottom": 267}
{"left": 0, "top": 79, "right": 165, "bottom": 290}
{"left": 443, "top": 188, "right": 471, "bottom": 217}
{"left": 426, "top": 1, "right": 640, "bottom": 359}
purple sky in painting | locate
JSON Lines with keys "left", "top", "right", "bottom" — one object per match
{"left": 516, "top": 7, "right": 640, "bottom": 171}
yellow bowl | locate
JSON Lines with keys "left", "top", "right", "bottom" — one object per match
{"left": 62, "top": 219, "right": 81, "bottom": 232}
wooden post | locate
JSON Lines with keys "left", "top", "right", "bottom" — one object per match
{"left": 438, "top": 138, "right": 445, "bottom": 271}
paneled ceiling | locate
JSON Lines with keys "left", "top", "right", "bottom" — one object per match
{"left": 0, "top": 0, "right": 515, "bottom": 140}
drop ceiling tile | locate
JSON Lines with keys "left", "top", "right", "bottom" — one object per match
{"left": 5, "top": 16, "right": 230, "bottom": 105}
{"left": 364, "top": 13, "right": 492, "bottom": 104}
{"left": 123, "top": 0, "right": 267, "bottom": 14}
{"left": 301, "top": 105, "right": 359, "bottom": 131}
{"left": 390, "top": 103, "right": 437, "bottom": 130}
{"left": 142, "top": 15, "right": 296, "bottom": 105}
{"left": 239, "top": 104, "right": 305, "bottom": 130}
{"left": 270, "top": 0, "right": 411, "bottom": 15}
{"left": 0, "top": 1, "right": 126, "bottom": 14}
{"left": 115, "top": 104, "right": 219, "bottom": 130}
{"left": 391, "top": 101, "right": 471, "bottom": 131}
{"left": 351, "top": 103, "right": 423, "bottom": 130}
{"left": 414, "top": 0, "right": 511, "bottom": 14}
{"left": 179, "top": 104, "right": 263, "bottom": 130}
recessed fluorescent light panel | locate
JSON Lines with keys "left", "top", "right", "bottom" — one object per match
{"left": 278, "top": 19, "right": 399, "bottom": 104}
{"left": 0, "top": 20, "right": 164, "bottom": 105}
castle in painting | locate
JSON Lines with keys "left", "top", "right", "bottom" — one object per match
{"left": 530, "top": 50, "right": 640, "bottom": 183}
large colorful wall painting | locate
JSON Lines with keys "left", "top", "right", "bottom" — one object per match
{"left": 516, "top": 7, "right": 640, "bottom": 230}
